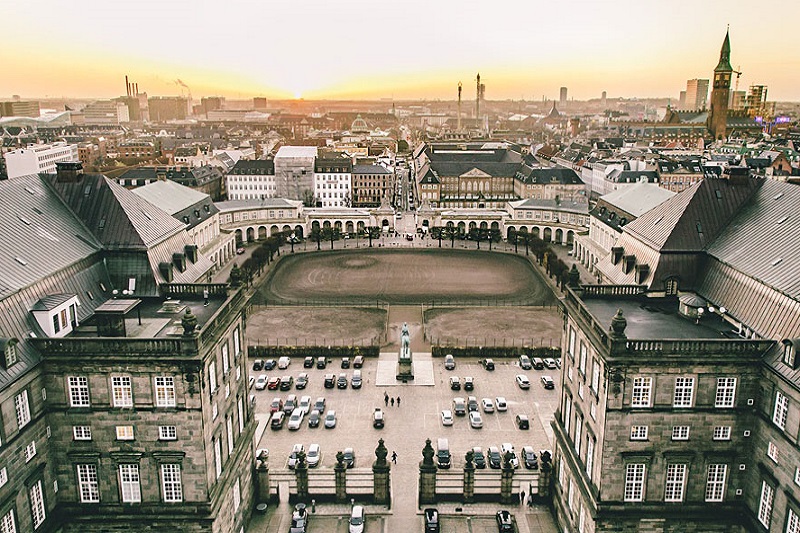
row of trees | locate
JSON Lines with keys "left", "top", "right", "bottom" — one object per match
{"left": 229, "top": 232, "right": 287, "bottom": 286}
{"left": 307, "top": 226, "right": 383, "bottom": 250}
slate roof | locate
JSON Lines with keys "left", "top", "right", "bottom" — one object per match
{"left": 215, "top": 198, "right": 301, "bottom": 212}
{"left": 353, "top": 165, "right": 391, "bottom": 174}
{"left": 229, "top": 159, "right": 275, "bottom": 175}
{"left": 609, "top": 170, "right": 660, "bottom": 183}
{"left": 430, "top": 161, "right": 520, "bottom": 178}
{"left": 43, "top": 173, "right": 185, "bottom": 250}
{"left": 509, "top": 198, "right": 589, "bottom": 215}
{"left": 31, "top": 293, "right": 75, "bottom": 311}
{"left": 516, "top": 167, "right": 582, "bottom": 185}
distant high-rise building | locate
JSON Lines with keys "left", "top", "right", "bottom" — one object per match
{"left": 253, "top": 97, "right": 267, "bottom": 110}
{"left": 560, "top": 87, "right": 568, "bottom": 105}
{"left": 678, "top": 91, "right": 687, "bottom": 109}
{"left": 708, "top": 29, "right": 733, "bottom": 140}
{"left": 83, "top": 100, "right": 130, "bottom": 125}
{"left": 601, "top": 91, "right": 607, "bottom": 107}
{"left": 685, "top": 78, "right": 710, "bottom": 110}
{"left": 729, "top": 90, "right": 746, "bottom": 111}
{"left": 0, "top": 100, "right": 40, "bottom": 118}
{"left": 148, "top": 96, "right": 189, "bottom": 122}
{"left": 745, "top": 84, "right": 770, "bottom": 118}
{"left": 201, "top": 96, "right": 225, "bottom": 117}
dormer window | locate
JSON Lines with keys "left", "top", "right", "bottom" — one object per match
{"left": 1, "top": 339, "right": 19, "bottom": 369}
{"left": 783, "top": 340, "right": 798, "bottom": 369}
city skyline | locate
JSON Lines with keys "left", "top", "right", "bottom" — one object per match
{"left": 2, "top": 0, "right": 800, "bottom": 102}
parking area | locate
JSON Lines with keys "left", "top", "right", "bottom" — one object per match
{"left": 251, "top": 352, "right": 560, "bottom": 475}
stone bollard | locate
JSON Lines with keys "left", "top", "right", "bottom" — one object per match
{"left": 372, "top": 439, "right": 391, "bottom": 507}
{"left": 463, "top": 450, "right": 475, "bottom": 503}
{"left": 538, "top": 450, "right": 553, "bottom": 501}
{"left": 418, "top": 439, "right": 438, "bottom": 505}
{"left": 500, "top": 451, "right": 515, "bottom": 505}
{"left": 256, "top": 454, "right": 271, "bottom": 503}
{"left": 295, "top": 451, "right": 309, "bottom": 501}
{"left": 335, "top": 451, "right": 348, "bottom": 502}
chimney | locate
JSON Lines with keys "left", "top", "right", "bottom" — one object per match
{"left": 184, "top": 244, "right": 198, "bottom": 263}
{"left": 55, "top": 161, "right": 84, "bottom": 183}
{"left": 134, "top": 83, "right": 138, "bottom": 96}
{"left": 159, "top": 262, "right": 174, "bottom": 282}
{"left": 126, "top": 75, "right": 130, "bottom": 97}
{"left": 725, "top": 165, "right": 750, "bottom": 186}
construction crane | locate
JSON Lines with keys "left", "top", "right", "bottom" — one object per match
{"left": 733, "top": 65, "right": 743, "bottom": 91}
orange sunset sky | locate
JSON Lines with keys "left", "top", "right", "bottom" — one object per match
{"left": 1, "top": 0, "right": 798, "bottom": 102}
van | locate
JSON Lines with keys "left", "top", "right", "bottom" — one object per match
{"left": 437, "top": 438, "right": 451, "bottom": 469}
{"left": 353, "top": 355, "right": 364, "bottom": 368}
{"left": 444, "top": 354, "right": 455, "bottom": 370}
{"left": 278, "top": 356, "right": 291, "bottom": 369}
{"left": 532, "top": 357, "right": 545, "bottom": 370}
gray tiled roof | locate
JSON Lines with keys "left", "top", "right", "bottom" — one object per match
{"left": 132, "top": 180, "right": 212, "bottom": 216}
{"left": 352, "top": 165, "right": 391, "bottom": 174}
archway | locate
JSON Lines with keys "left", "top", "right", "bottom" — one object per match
{"left": 446, "top": 221, "right": 455, "bottom": 229}
{"left": 357, "top": 221, "right": 365, "bottom": 233}
{"left": 282, "top": 225, "right": 291, "bottom": 234}
{"left": 258, "top": 226, "right": 267, "bottom": 240}
{"left": 543, "top": 227, "right": 552, "bottom": 242}
{"left": 334, "top": 221, "right": 342, "bottom": 232}
{"left": 532, "top": 227, "right": 540, "bottom": 238}
{"left": 246, "top": 227, "right": 255, "bottom": 242}
{"left": 507, "top": 226, "right": 516, "bottom": 239}
{"left": 479, "top": 221, "right": 488, "bottom": 230}
{"left": 457, "top": 222, "right": 466, "bottom": 235}
{"left": 235, "top": 229, "right": 243, "bottom": 244}
{"left": 294, "top": 225, "right": 304, "bottom": 238}
{"left": 566, "top": 230, "right": 575, "bottom": 245}
{"left": 468, "top": 221, "right": 477, "bottom": 231}
{"left": 519, "top": 226, "right": 528, "bottom": 234}
{"left": 555, "top": 229, "right": 563, "bottom": 244}
{"left": 311, "top": 221, "right": 320, "bottom": 232}
{"left": 323, "top": 220, "right": 331, "bottom": 229}
{"left": 491, "top": 221, "right": 499, "bottom": 231}
{"left": 345, "top": 221, "right": 354, "bottom": 234}
{"left": 270, "top": 225, "right": 280, "bottom": 236}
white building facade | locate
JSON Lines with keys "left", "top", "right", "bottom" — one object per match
{"left": 3, "top": 142, "right": 79, "bottom": 178}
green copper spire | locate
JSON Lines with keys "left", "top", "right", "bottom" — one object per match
{"left": 715, "top": 29, "right": 732, "bottom": 72}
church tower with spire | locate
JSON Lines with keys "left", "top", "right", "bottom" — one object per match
{"left": 708, "top": 29, "right": 733, "bottom": 140}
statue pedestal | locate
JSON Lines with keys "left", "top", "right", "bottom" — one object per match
{"left": 396, "top": 356, "right": 414, "bottom": 382}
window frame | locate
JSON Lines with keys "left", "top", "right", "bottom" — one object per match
{"left": 672, "top": 426, "right": 690, "bottom": 441}
{"left": 119, "top": 464, "right": 142, "bottom": 503}
{"left": 705, "top": 463, "right": 727, "bottom": 502}
{"left": 28, "top": 479, "right": 46, "bottom": 529}
{"left": 68, "top": 376, "right": 90, "bottom": 407}
{"left": 664, "top": 463, "right": 687, "bottom": 502}
{"left": 111, "top": 376, "right": 133, "bottom": 408}
{"left": 714, "top": 377, "right": 737, "bottom": 408}
{"left": 773, "top": 390, "right": 789, "bottom": 430}
{"left": 14, "top": 390, "right": 31, "bottom": 429}
{"left": 155, "top": 376, "right": 176, "bottom": 408}
{"left": 630, "top": 425, "right": 649, "bottom": 440}
{"left": 757, "top": 480, "right": 774, "bottom": 528}
{"left": 631, "top": 377, "right": 652, "bottom": 408}
{"left": 673, "top": 377, "right": 695, "bottom": 408}
{"left": 624, "top": 463, "right": 646, "bottom": 502}
{"left": 77, "top": 464, "right": 100, "bottom": 503}
{"left": 161, "top": 464, "right": 183, "bottom": 503}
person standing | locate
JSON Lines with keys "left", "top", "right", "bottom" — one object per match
{"left": 391, "top": 451, "right": 397, "bottom": 464}
{"left": 384, "top": 392, "right": 389, "bottom": 406}
{"left": 520, "top": 490, "right": 526, "bottom": 505}
{"left": 396, "top": 396, "right": 401, "bottom": 407}
{"left": 390, "top": 397, "right": 395, "bottom": 407}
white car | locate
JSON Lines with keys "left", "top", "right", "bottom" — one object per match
{"left": 288, "top": 443, "right": 304, "bottom": 469}
{"left": 441, "top": 409, "right": 454, "bottom": 426}
{"left": 501, "top": 442, "right": 520, "bottom": 469}
{"left": 516, "top": 374, "right": 531, "bottom": 389}
{"left": 495, "top": 397, "right": 508, "bottom": 412}
{"left": 307, "top": 443, "right": 321, "bottom": 467}
{"left": 287, "top": 408, "right": 304, "bottom": 430}
{"left": 254, "top": 374, "right": 267, "bottom": 390}
{"left": 349, "top": 505, "right": 365, "bottom": 533}
{"left": 544, "top": 357, "right": 558, "bottom": 369}
{"left": 469, "top": 410, "right": 483, "bottom": 429}
{"left": 298, "top": 395, "right": 312, "bottom": 415}
{"left": 278, "top": 356, "right": 291, "bottom": 369}
{"left": 481, "top": 398, "right": 494, "bottom": 413}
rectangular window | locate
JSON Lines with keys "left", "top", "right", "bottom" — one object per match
{"left": 757, "top": 481, "right": 774, "bottom": 528}
{"left": 569, "top": 327, "right": 576, "bottom": 358}
{"left": 0, "top": 468, "right": 6, "bottom": 488}
{"left": 214, "top": 438, "right": 222, "bottom": 479}
{"left": 773, "top": 391, "right": 789, "bottom": 430}
{"left": 715, "top": 377, "right": 737, "bottom": 408}
{"left": 25, "top": 441, "right": 36, "bottom": 462}
{"left": 713, "top": 426, "right": 731, "bottom": 441}
{"left": 673, "top": 377, "right": 695, "bottom": 407}
{"left": 631, "top": 377, "right": 652, "bottom": 407}
{"left": 15, "top": 390, "right": 31, "bottom": 429}
{"left": 631, "top": 426, "right": 649, "bottom": 440}
{"left": 68, "top": 376, "right": 90, "bottom": 407}
{"left": 233, "top": 327, "right": 241, "bottom": 356}
{"left": 116, "top": 426, "right": 134, "bottom": 440}
{"left": 585, "top": 437, "right": 594, "bottom": 480}
{"left": 119, "top": 464, "right": 141, "bottom": 503}
{"left": 574, "top": 415, "right": 582, "bottom": 455}
{"left": 664, "top": 464, "right": 687, "bottom": 502}
{"left": 672, "top": 426, "right": 690, "bottom": 440}
{"left": 161, "top": 464, "right": 183, "bottom": 503}
{"left": 222, "top": 344, "right": 230, "bottom": 374}
{"left": 579, "top": 342, "right": 587, "bottom": 375}
{"left": 29, "top": 480, "right": 46, "bottom": 528}
{"left": 0, "top": 509, "right": 14, "bottom": 533}
{"left": 767, "top": 441, "right": 779, "bottom": 463}
{"left": 787, "top": 509, "right": 800, "bottom": 533}
{"left": 563, "top": 396, "right": 572, "bottom": 433}
{"left": 705, "top": 464, "right": 727, "bottom": 502}
{"left": 159, "top": 426, "right": 177, "bottom": 440}
{"left": 111, "top": 376, "right": 133, "bottom": 407}
{"left": 155, "top": 376, "right": 176, "bottom": 407}
{"left": 233, "top": 478, "right": 241, "bottom": 511}
{"left": 591, "top": 359, "right": 600, "bottom": 393}
{"left": 227, "top": 417, "right": 235, "bottom": 456}
{"left": 73, "top": 426, "right": 92, "bottom": 440}
{"left": 238, "top": 397, "right": 245, "bottom": 434}
{"left": 624, "top": 463, "right": 646, "bottom": 502}
{"left": 209, "top": 362, "right": 217, "bottom": 395}
{"left": 77, "top": 464, "right": 99, "bottom": 503}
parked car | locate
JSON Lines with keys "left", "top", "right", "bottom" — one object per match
{"left": 488, "top": 446, "right": 502, "bottom": 469}
{"left": 267, "top": 376, "right": 280, "bottom": 390}
{"left": 544, "top": 357, "right": 558, "bottom": 369}
{"left": 453, "top": 397, "right": 467, "bottom": 416}
{"left": 264, "top": 359, "right": 277, "bottom": 370}
{"left": 471, "top": 447, "right": 487, "bottom": 469}
{"left": 254, "top": 374, "right": 268, "bottom": 390}
{"left": 353, "top": 355, "right": 364, "bottom": 368}
{"left": 441, "top": 409, "right": 454, "bottom": 426}
{"left": 519, "top": 354, "right": 532, "bottom": 369}
{"left": 283, "top": 395, "right": 297, "bottom": 415}
{"left": 314, "top": 397, "right": 326, "bottom": 413}
{"left": 303, "top": 356, "right": 314, "bottom": 368}
{"left": 469, "top": 411, "right": 483, "bottom": 429}
{"left": 373, "top": 408, "right": 385, "bottom": 428}
{"left": 436, "top": 438, "right": 451, "bottom": 469}
{"left": 337, "top": 373, "right": 348, "bottom": 389}
{"left": 298, "top": 395, "right": 312, "bottom": 415}
{"left": 287, "top": 408, "right": 304, "bottom": 430}
{"left": 308, "top": 409, "right": 321, "bottom": 428}
{"left": 516, "top": 374, "right": 531, "bottom": 389}
{"left": 424, "top": 508, "right": 440, "bottom": 533}
{"left": 341, "top": 357, "right": 350, "bottom": 369}
{"left": 444, "top": 354, "right": 455, "bottom": 370}
{"left": 270, "top": 397, "right": 284, "bottom": 413}
{"left": 278, "top": 356, "right": 291, "bottom": 369}
{"left": 349, "top": 505, "right": 365, "bottom": 533}
{"left": 288, "top": 443, "right": 304, "bottom": 469}
{"left": 467, "top": 396, "right": 478, "bottom": 412}
{"left": 280, "top": 375, "right": 294, "bottom": 391}
{"left": 324, "top": 374, "right": 336, "bottom": 388}
{"left": 342, "top": 447, "right": 355, "bottom": 468}
{"left": 449, "top": 376, "right": 461, "bottom": 390}
{"left": 516, "top": 414, "right": 530, "bottom": 430}
{"left": 463, "top": 376, "right": 474, "bottom": 391}
{"left": 252, "top": 359, "right": 264, "bottom": 371}
{"left": 522, "top": 446, "right": 538, "bottom": 469}
{"left": 481, "top": 397, "right": 494, "bottom": 413}
{"left": 307, "top": 444, "right": 321, "bottom": 468}
{"left": 531, "top": 357, "right": 545, "bottom": 370}
{"left": 290, "top": 503, "right": 308, "bottom": 533}
{"left": 481, "top": 358, "right": 495, "bottom": 371}
{"left": 501, "top": 443, "right": 520, "bottom": 469}
{"left": 270, "top": 411, "right": 285, "bottom": 429}
{"left": 324, "top": 410, "right": 337, "bottom": 429}
{"left": 495, "top": 397, "right": 508, "bottom": 411}
{"left": 541, "top": 375, "right": 555, "bottom": 390}
{"left": 295, "top": 373, "right": 309, "bottom": 390}
{"left": 351, "top": 370, "right": 362, "bottom": 389}
{"left": 316, "top": 356, "right": 327, "bottom": 369}
{"left": 496, "top": 510, "right": 514, "bottom": 533}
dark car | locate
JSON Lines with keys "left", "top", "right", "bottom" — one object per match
{"left": 424, "top": 508, "right": 440, "bottom": 533}
{"left": 488, "top": 446, "right": 502, "bottom": 469}
{"left": 316, "top": 356, "right": 327, "bottom": 369}
{"left": 264, "top": 359, "right": 277, "bottom": 370}
{"left": 342, "top": 447, "right": 355, "bottom": 468}
{"left": 314, "top": 397, "right": 326, "bottom": 413}
{"left": 516, "top": 414, "right": 530, "bottom": 430}
{"left": 522, "top": 446, "right": 538, "bottom": 470}
{"left": 307, "top": 410, "right": 321, "bottom": 428}
{"left": 463, "top": 376, "right": 474, "bottom": 391}
{"left": 471, "top": 447, "right": 487, "bottom": 469}
{"left": 270, "top": 411, "right": 285, "bottom": 429}
{"left": 303, "top": 356, "right": 314, "bottom": 368}
{"left": 280, "top": 376, "right": 294, "bottom": 391}
{"left": 496, "top": 510, "right": 514, "bottom": 533}
{"left": 341, "top": 357, "right": 350, "bottom": 369}
{"left": 337, "top": 373, "right": 348, "bottom": 389}
{"left": 324, "top": 374, "right": 335, "bottom": 388}
{"left": 252, "top": 359, "right": 264, "bottom": 371}
{"left": 353, "top": 355, "right": 364, "bottom": 368}
{"left": 541, "top": 376, "right": 555, "bottom": 390}
{"left": 295, "top": 373, "right": 308, "bottom": 389}
{"left": 482, "top": 358, "right": 495, "bottom": 371}
{"left": 518, "top": 354, "right": 532, "bottom": 370}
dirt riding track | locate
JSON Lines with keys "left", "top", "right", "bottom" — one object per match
{"left": 256, "top": 249, "right": 555, "bottom": 305}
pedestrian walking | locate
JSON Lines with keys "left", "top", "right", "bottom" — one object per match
{"left": 390, "top": 397, "right": 395, "bottom": 407}
{"left": 391, "top": 451, "right": 397, "bottom": 464}
{"left": 396, "top": 396, "right": 401, "bottom": 407}
{"left": 520, "top": 490, "right": 526, "bottom": 505}
{"left": 384, "top": 392, "right": 389, "bottom": 406}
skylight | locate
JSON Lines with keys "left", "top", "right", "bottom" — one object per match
{"left": 774, "top": 193, "right": 784, "bottom": 200}
{"left": 778, "top": 216, "right": 789, "bottom": 224}
{"left": 17, "top": 215, "right": 31, "bottom": 225}
{"left": 15, "top": 257, "right": 27, "bottom": 266}
{"left": 772, "top": 258, "right": 783, "bottom": 266}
